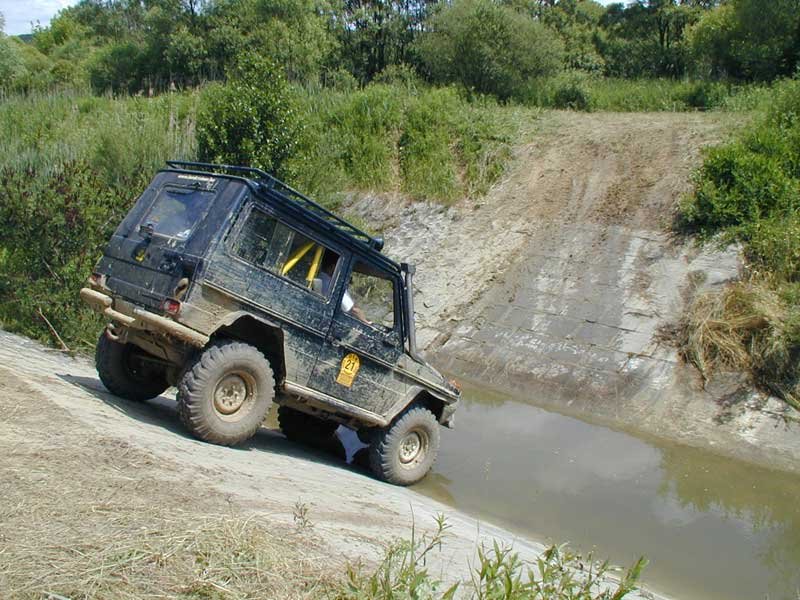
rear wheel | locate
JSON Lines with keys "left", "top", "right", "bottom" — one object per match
{"left": 277, "top": 405, "right": 338, "bottom": 445}
{"left": 177, "top": 341, "right": 274, "bottom": 446}
{"left": 96, "top": 332, "right": 169, "bottom": 401}
{"left": 369, "top": 405, "right": 440, "bottom": 486}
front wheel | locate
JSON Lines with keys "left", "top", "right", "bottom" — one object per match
{"left": 96, "top": 332, "right": 169, "bottom": 401}
{"left": 369, "top": 406, "right": 440, "bottom": 486}
{"left": 177, "top": 341, "right": 274, "bottom": 446}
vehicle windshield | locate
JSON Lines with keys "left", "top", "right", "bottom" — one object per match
{"left": 143, "top": 186, "right": 213, "bottom": 240}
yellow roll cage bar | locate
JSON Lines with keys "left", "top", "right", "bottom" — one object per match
{"left": 281, "top": 241, "right": 325, "bottom": 288}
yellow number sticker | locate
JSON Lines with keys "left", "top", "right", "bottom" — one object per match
{"left": 336, "top": 353, "right": 361, "bottom": 388}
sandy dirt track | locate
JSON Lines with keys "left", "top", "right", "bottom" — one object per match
{"left": 0, "top": 329, "right": 565, "bottom": 597}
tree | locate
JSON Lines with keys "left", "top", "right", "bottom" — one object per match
{"left": 197, "top": 54, "right": 301, "bottom": 177}
{"left": 689, "top": 0, "right": 800, "bottom": 81}
{"left": 598, "top": 0, "right": 704, "bottom": 78}
{"left": 417, "top": 0, "right": 564, "bottom": 100}
{"left": 334, "top": 1, "right": 437, "bottom": 83}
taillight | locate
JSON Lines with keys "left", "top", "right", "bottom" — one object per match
{"left": 89, "top": 273, "right": 107, "bottom": 288}
{"left": 162, "top": 298, "right": 181, "bottom": 316}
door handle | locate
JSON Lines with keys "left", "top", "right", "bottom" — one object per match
{"left": 330, "top": 337, "right": 342, "bottom": 348}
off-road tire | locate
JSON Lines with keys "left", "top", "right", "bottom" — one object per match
{"left": 369, "top": 405, "right": 440, "bottom": 486}
{"left": 177, "top": 341, "right": 274, "bottom": 446}
{"left": 277, "top": 405, "right": 338, "bottom": 445}
{"left": 96, "top": 332, "right": 169, "bottom": 401}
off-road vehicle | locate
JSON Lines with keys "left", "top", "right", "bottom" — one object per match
{"left": 81, "top": 161, "right": 459, "bottom": 485}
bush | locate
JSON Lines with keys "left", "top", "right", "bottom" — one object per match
{"left": 89, "top": 41, "right": 147, "bottom": 94}
{"left": 683, "top": 143, "right": 798, "bottom": 232}
{"left": 341, "top": 516, "right": 647, "bottom": 600}
{"left": 0, "top": 90, "right": 198, "bottom": 349}
{"left": 197, "top": 54, "right": 301, "bottom": 178}
{"left": 551, "top": 72, "right": 594, "bottom": 111}
{"left": 0, "top": 163, "right": 134, "bottom": 348}
{"left": 745, "top": 214, "right": 800, "bottom": 282}
{"left": 684, "top": 81, "right": 728, "bottom": 110}
{"left": 417, "top": 0, "right": 564, "bottom": 101}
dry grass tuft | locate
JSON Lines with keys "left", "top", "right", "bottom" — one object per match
{"left": 680, "top": 280, "right": 800, "bottom": 410}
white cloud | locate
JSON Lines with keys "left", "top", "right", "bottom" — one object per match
{"left": 0, "top": 0, "right": 77, "bottom": 36}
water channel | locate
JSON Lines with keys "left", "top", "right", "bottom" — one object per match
{"left": 413, "top": 383, "right": 800, "bottom": 600}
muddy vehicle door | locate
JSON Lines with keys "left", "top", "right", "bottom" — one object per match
{"left": 309, "top": 259, "right": 405, "bottom": 414}
{"left": 204, "top": 198, "right": 349, "bottom": 386}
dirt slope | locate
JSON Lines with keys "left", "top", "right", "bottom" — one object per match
{"left": 347, "top": 110, "right": 800, "bottom": 472}
{"left": 0, "top": 330, "right": 552, "bottom": 597}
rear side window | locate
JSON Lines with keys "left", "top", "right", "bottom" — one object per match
{"left": 143, "top": 186, "right": 213, "bottom": 240}
{"left": 231, "top": 206, "right": 340, "bottom": 296}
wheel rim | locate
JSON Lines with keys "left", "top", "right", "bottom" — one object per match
{"left": 399, "top": 430, "right": 427, "bottom": 465}
{"left": 213, "top": 372, "right": 254, "bottom": 417}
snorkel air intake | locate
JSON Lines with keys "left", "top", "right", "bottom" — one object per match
{"left": 402, "top": 263, "right": 424, "bottom": 364}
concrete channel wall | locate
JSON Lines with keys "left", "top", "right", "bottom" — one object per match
{"left": 346, "top": 111, "right": 800, "bottom": 473}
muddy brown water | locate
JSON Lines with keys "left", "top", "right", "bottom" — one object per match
{"left": 413, "top": 383, "right": 800, "bottom": 600}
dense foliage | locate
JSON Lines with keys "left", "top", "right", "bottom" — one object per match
{"left": 2, "top": 0, "right": 799, "bottom": 102}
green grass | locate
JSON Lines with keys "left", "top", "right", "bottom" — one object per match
{"left": 291, "top": 82, "right": 532, "bottom": 204}
{"left": 340, "top": 515, "right": 646, "bottom": 600}
{"left": 522, "top": 73, "right": 774, "bottom": 113}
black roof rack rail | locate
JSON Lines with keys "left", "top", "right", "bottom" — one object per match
{"left": 165, "top": 160, "right": 383, "bottom": 251}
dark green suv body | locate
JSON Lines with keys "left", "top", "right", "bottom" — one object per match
{"left": 81, "top": 161, "right": 459, "bottom": 485}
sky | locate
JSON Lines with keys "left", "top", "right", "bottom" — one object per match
{"left": 1, "top": 0, "right": 77, "bottom": 35}
{"left": 0, "top": 0, "right": 621, "bottom": 36}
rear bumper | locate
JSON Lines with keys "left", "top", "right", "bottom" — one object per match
{"left": 80, "top": 288, "right": 209, "bottom": 348}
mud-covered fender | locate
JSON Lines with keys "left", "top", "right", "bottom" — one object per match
{"left": 384, "top": 384, "right": 458, "bottom": 428}
{"left": 211, "top": 310, "right": 283, "bottom": 333}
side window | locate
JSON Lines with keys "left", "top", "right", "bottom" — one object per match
{"left": 232, "top": 208, "right": 279, "bottom": 268}
{"left": 231, "top": 206, "right": 340, "bottom": 297}
{"left": 345, "top": 261, "right": 396, "bottom": 331}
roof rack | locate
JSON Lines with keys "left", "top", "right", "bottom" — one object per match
{"left": 164, "top": 160, "right": 383, "bottom": 251}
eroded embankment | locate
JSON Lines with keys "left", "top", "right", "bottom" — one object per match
{"left": 347, "top": 111, "right": 800, "bottom": 473}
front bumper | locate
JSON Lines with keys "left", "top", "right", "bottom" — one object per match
{"left": 80, "top": 288, "right": 209, "bottom": 348}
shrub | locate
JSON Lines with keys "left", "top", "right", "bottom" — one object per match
{"left": 683, "top": 143, "right": 798, "bottom": 232}
{"left": 0, "top": 90, "right": 198, "bottom": 349}
{"left": 197, "top": 53, "right": 301, "bottom": 178}
{"left": 89, "top": 41, "right": 147, "bottom": 94}
{"left": 341, "top": 516, "right": 647, "bottom": 600}
{"left": 551, "top": 71, "right": 594, "bottom": 111}
{"left": 372, "top": 63, "right": 421, "bottom": 89}
{"left": 0, "top": 162, "right": 132, "bottom": 348}
{"left": 745, "top": 214, "right": 800, "bottom": 282}
{"left": 683, "top": 81, "right": 728, "bottom": 110}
